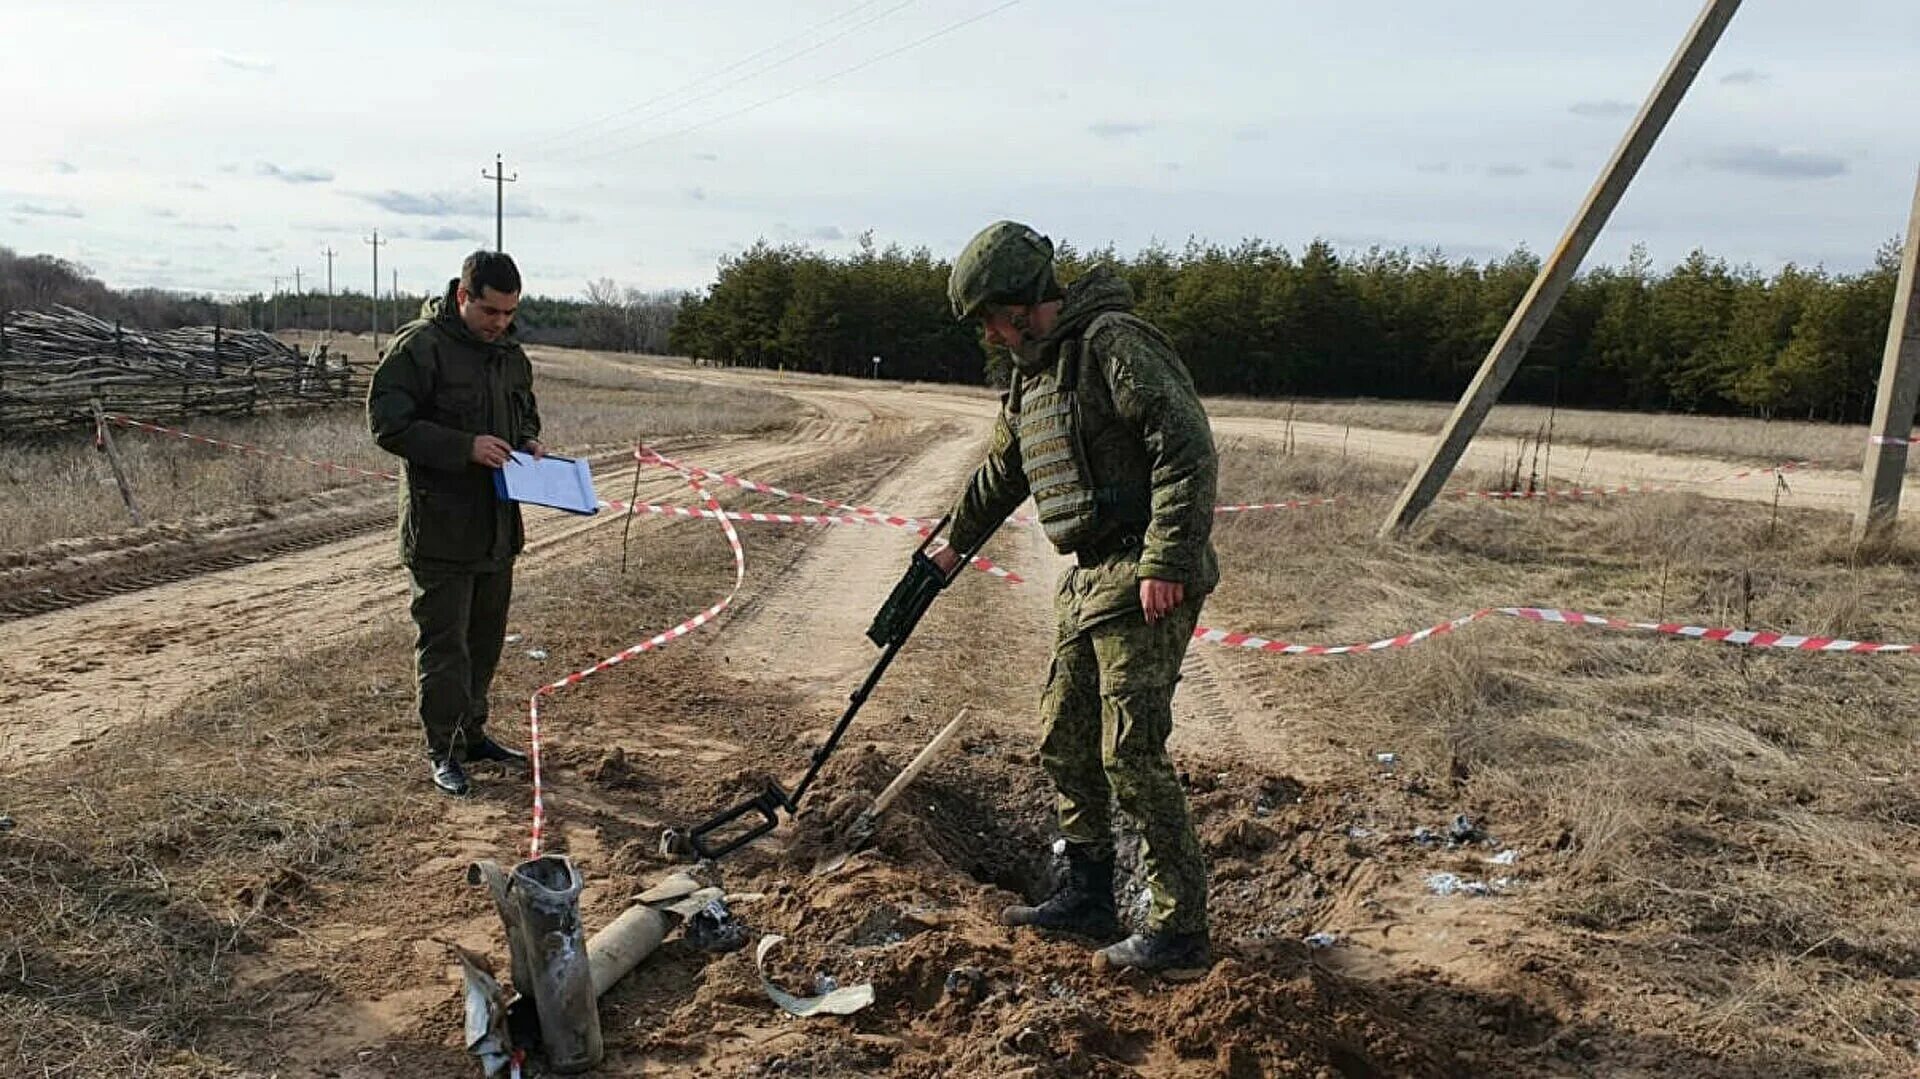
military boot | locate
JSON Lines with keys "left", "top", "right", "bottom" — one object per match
{"left": 1002, "top": 850, "right": 1121, "bottom": 939}
{"left": 1096, "top": 929, "right": 1212, "bottom": 979}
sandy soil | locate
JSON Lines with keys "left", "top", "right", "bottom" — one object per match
{"left": 4, "top": 353, "right": 1913, "bottom": 1077}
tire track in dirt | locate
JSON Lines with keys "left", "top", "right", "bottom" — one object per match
{"left": 0, "top": 436, "right": 847, "bottom": 769}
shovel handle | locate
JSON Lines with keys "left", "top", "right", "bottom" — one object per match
{"left": 870, "top": 707, "right": 971, "bottom": 818}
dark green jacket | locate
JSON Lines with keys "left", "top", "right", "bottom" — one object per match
{"left": 367, "top": 280, "right": 541, "bottom": 569}
{"left": 949, "top": 267, "right": 1219, "bottom": 625}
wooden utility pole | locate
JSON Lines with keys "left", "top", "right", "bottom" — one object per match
{"left": 365, "top": 229, "right": 387, "bottom": 355}
{"left": 392, "top": 268, "right": 400, "bottom": 335}
{"left": 1379, "top": 0, "right": 1742, "bottom": 537}
{"left": 321, "top": 245, "right": 338, "bottom": 340}
{"left": 1852, "top": 166, "right": 1920, "bottom": 546}
{"left": 482, "top": 153, "right": 517, "bottom": 252}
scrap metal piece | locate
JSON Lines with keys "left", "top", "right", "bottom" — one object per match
{"left": 753, "top": 935, "right": 874, "bottom": 1017}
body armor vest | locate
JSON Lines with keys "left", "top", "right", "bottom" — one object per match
{"left": 1012, "top": 312, "right": 1140, "bottom": 552}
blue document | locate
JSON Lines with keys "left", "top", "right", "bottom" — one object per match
{"left": 493, "top": 452, "right": 600, "bottom": 515}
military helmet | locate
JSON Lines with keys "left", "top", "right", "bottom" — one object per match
{"left": 948, "top": 220, "right": 1056, "bottom": 322}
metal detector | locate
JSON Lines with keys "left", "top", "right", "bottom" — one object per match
{"left": 683, "top": 514, "right": 995, "bottom": 861}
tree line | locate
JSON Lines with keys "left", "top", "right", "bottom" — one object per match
{"left": 8, "top": 235, "right": 1904, "bottom": 422}
{"left": 670, "top": 234, "right": 1905, "bottom": 422}
{"left": 0, "top": 247, "right": 671, "bottom": 352}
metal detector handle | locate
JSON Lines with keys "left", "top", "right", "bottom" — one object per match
{"left": 863, "top": 515, "right": 995, "bottom": 648}
{"left": 688, "top": 782, "right": 792, "bottom": 861}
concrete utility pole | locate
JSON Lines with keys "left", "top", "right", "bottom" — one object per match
{"left": 293, "top": 265, "right": 302, "bottom": 296}
{"left": 482, "top": 153, "right": 517, "bottom": 252}
{"left": 366, "top": 229, "right": 387, "bottom": 356}
{"left": 1378, "top": 0, "right": 1742, "bottom": 537}
{"left": 392, "top": 268, "right": 400, "bottom": 335}
{"left": 1852, "top": 165, "right": 1920, "bottom": 546}
{"left": 321, "top": 245, "right": 338, "bottom": 340}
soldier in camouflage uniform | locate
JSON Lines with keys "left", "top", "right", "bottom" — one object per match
{"left": 929, "top": 221, "right": 1218, "bottom": 977}
{"left": 368, "top": 251, "right": 541, "bottom": 797}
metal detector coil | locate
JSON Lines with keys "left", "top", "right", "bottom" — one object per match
{"left": 686, "top": 515, "right": 991, "bottom": 860}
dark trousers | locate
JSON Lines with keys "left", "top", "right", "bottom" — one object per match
{"left": 408, "top": 563, "right": 514, "bottom": 759}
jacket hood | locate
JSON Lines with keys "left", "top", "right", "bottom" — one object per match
{"left": 1011, "top": 265, "right": 1134, "bottom": 376}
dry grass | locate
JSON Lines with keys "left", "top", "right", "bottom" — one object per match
{"left": 0, "top": 433, "right": 922, "bottom": 1076}
{"left": 0, "top": 355, "right": 795, "bottom": 555}
{"left": 1206, "top": 435, "right": 1920, "bottom": 1073}
{"left": 1208, "top": 396, "right": 1884, "bottom": 469}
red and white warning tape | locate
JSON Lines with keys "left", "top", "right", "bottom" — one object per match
{"left": 101, "top": 413, "right": 401, "bottom": 481}
{"left": 664, "top": 458, "right": 886, "bottom": 518}
{"left": 605, "top": 494, "right": 1022, "bottom": 584}
{"left": 525, "top": 446, "right": 747, "bottom": 858}
{"left": 1192, "top": 605, "right": 1918, "bottom": 656}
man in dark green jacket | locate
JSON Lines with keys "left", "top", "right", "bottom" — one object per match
{"left": 368, "top": 251, "right": 543, "bottom": 796}
{"left": 929, "top": 221, "right": 1218, "bottom": 978}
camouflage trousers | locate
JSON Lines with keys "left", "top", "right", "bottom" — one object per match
{"left": 1040, "top": 576, "right": 1209, "bottom": 934}
{"left": 408, "top": 563, "right": 514, "bottom": 759}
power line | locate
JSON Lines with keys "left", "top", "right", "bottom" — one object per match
{"left": 577, "top": 0, "right": 1021, "bottom": 165}
{"left": 550, "top": 0, "right": 923, "bottom": 160}
{"left": 529, "top": 0, "right": 897, "bottom": 151}
{"left": 482, "top": 153, "right": 518, "bottom": 251}
{"left": 365, "top": 229, "right": 387, "bottom": 355}
{"left": 321, "top": 245, "right": 338, "bottom": 339}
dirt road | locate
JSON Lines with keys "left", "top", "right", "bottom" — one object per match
{"left": 8, "top": 351, "right": 1914, "bottom": 1077}
{"left": 1, "top": 356, "right": 1887, "bottom": 768}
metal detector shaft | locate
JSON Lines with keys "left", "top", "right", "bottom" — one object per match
{"left": 688, "top": 515, "right": 994, "bottom": 860}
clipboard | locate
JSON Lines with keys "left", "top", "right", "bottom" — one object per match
{"left": 493, "top": 452, "right": 600, "bottom": 515}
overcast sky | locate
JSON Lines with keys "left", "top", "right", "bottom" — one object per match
{"left": 3, "top": 0, "right": 1916, "bottom": 299}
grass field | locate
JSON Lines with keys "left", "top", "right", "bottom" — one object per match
{"left": 1209, "top": 396, "right": 1883, "bottom": 469}
{"left": 0, "top": 354, "right": 794, "bottom": 555}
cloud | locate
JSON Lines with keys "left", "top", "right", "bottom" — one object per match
{"left": 218, "top": 163, "right": 240, "bottom": 174}
{"left": 215, "top": 52, "right": 275, "bottom": 74}
{"left": 693, "top": 152, "right": 719, "bottom": 162}
{"left": 51, "top": 160, "right": 78, "bottom": 175}
{"left": 1232, "top": 126, "right": 1268, "bottom": 143}
{"left": 1415, "top": 162, "right": 1450, "bottom": 175}
{"left": 1544, "top": 157, "right": 1576, "bottom": 171}
{"left": 1486, "top": 164, "right": 1529, "bottom": 178}
{"left": 1720, "top": 68, "right": 1770, "bottom": 86}
{"left": 14, "top": 201, "right": 84, "bottom": 218}
{"left": 146, "top": 207, "right": 178, "bottom": 218}
{"left": 1162, "top": 161, "right": 1182, "bottom": 173}
{"left": 806, "top": 225, "right": 844, "bottom": 241}
{"left": 350, "top": 189, "right": 575, "bottom": 221}
{"left": 180, "top": 221, "right": 239, "bottom": 232}
{"left": 417, "top": 226, "right": 483, "bottom": 243}
{"left": 179, "top": 180, "right": 208, "bottom": 191}
{"left": 1087, "top": 121, "right": 1151, "bottom": 138}
{"left": 686, "top": 187, "right": 707, "bottom": 202}
{"left": 1702, "top": 145, "right": 1848, "bottom": 180}
{"left": 256, "top": 161, "right": 334, "bottom": 184}
{"left": 1569, "top": 100, "right": 1635, "bottom": 118}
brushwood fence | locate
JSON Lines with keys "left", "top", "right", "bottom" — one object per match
{"left": 0, "top": 306, "right": 364, "bottom": 437}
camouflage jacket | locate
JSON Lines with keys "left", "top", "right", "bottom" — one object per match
{"left": 366, "top": 280, "right": 541, "bottom": 569}
{"left": 948, "top": 267, "right": 1219, "bottom": 630}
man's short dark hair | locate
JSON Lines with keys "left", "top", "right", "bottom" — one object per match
{"left": 461, "top": 251, "right": 521, "bottom": 298}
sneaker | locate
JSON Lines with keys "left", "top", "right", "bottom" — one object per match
{"left": 431, "top": 755, "right": 470, "bottom": 796}
{"left": 1096, "top": 930, "right": 1212, "bottom": 980}
{"left": 1001, "top": 849, "right": 1122, "bottom": 940}
{"left": 466, "top": 735, "right": 529, "bottom": 766}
